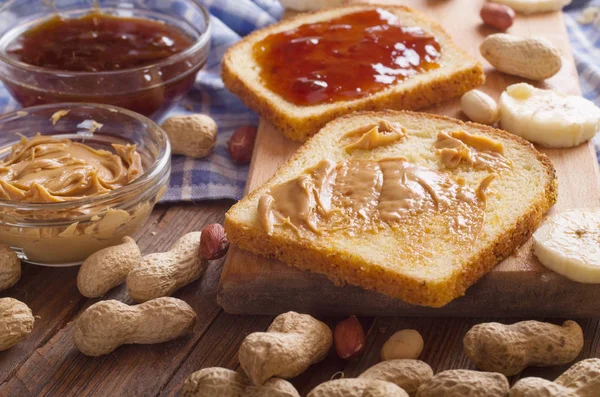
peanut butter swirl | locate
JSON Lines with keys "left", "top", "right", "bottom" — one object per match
{"left": 435, "top": 130, "right": 510, "bottom": 171}
{"left": 341, "top": 119, "right": 406, "bottom": 153}
{"left": 0, "top": 135, "right": 143, "bottom": 203}
{"left": 258, "top": 157, "right": 496, "bottom": 242}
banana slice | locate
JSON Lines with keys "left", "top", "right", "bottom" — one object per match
{"left": 279, "top": 0, "right": 348, "bottom": 11}
{"left": 533, "top": 209, "right": 600, "bottom": 283}
{"left": 499, "top": 83, "right": 600, "bottom": 148}
{"left": 491, "top": 0, "right": 572, "bottom": 14}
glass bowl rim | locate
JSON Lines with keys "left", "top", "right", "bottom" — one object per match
{"left": 0, "top": 0, "right": 212, "bottom": 77}
{"left": 0, "top": 102, "right": 171, "bottom": 211}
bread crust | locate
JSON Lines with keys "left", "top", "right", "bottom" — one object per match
{"left": 225, "top": 110, "right": 557, "bottom": 308}
{"left": 222, "top": 4, "right": 485, "bottom": 142}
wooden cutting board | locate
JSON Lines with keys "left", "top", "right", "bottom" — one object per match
{"left": 217, "top": 0, "right": 600, "bottom": 316}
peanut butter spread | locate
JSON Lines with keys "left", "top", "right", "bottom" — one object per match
{"left": 341, "top": 120, "right": 406, "bottom": 153}
{"left": 0, "top": 135, "right": 143, "bottom": 203}
{"left": 435, "top": 130, "right": 510, "bottom": 171}
{"left": 258, "top": 157, "right": 496, "bottom": 241}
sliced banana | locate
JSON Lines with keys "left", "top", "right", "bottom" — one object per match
{"left": 499, "top": 83, "right": 600, "bottom": 148}
{"left": 491, "top": 0, "right": 572, "bottom": 14}
{"left": 279, "top": 0, "right": 348, "bottom": 12}
{"left": 533, "top": 209, "right": 600, "bottom": 283}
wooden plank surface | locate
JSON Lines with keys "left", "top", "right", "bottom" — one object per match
{"left": 218, "top": 0, "right": 600, "bottom": 316}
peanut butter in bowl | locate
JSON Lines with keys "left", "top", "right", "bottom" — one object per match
{"left": 0, "top": 103, "right": 171, "bottom": 266}
{"left": 0, "top": 134, "right": 143, "bottom": 203}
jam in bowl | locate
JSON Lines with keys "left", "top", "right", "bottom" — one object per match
{"left": 0, "top": 0, "right": 211, "bottom": 120}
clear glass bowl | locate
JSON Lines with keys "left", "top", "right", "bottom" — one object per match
{"left": 0, "top": 103, "right": 171, "bottom": 266}
{"left": 0, "top": 0, "right": 211, "bottom": 121}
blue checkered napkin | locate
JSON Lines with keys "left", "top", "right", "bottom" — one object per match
{"left": 160, "top": 0, "right": 283, "bottom": 202}
{"left": 564, "top": 0, "right": 600, "bottom": 164}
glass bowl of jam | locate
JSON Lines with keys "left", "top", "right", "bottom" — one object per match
{"left": 0, "top": 0, "right": 211, "bottom": 121}
{"left": 0, "top": 103, "right": 171, "bottom": 266}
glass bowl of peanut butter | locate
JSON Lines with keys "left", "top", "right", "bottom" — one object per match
{"left": 0, "top": 103, "right": 170, "bottom": 266}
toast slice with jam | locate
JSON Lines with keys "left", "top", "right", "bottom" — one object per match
{"left": 222, "top": 4, "right": 485, "bottom": 142}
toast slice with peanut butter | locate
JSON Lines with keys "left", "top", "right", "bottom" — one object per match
{"left": 225, "top": 111, "right": 557, "bottom": 307}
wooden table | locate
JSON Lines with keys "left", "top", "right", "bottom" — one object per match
{"left": 0, "top": 201, "right": 599, "bottom": 397}
{"left": 1, "top": 0, "right": 599, "bottom": 394}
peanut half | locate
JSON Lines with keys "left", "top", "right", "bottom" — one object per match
{"left": 308, "top": 379, "right": 409, "bottom": 397}
{"left": 359, "top": 360, "right": 433, "bottom": 397}
{"left": 77, "top": 236, "right": 142, "bottom": 298}
{"left": 461, "top": 90, "right": 500, "bottom": 125}
{"left": 334, "top": 315, "right": 365, "bottom": 359}
{"left": 381, "top": 329, "right": 424, "bottom": 361}
{"left": 464, "top": 320, "right": 584, "bottom": 376}
{"left": 239, "top": 311, "right": 332, "bottom": 385}
{"left": 0, "top": 297, "right": 34, "bottom": 351}
{"left": 510, "top": 358, "right": 600, "bottom": 397}
{"left": 200, "top": 224, "right": 229, "bottom": 260}
{"left": 416, "top": 370, "right": 509, "bottom": 397}
{"left": 73, "top": 297, "right": 196, "bottom": 356}
{"left": 181, "top": 367, "right": 300, "bottom": 397}
{"left": 228, "top": 125, "right": 257, "bottom": 164}
{"left": 0, "top": 245, "right": 20, "bottom": 291}
{"left": 480, "top": 3, "right": 515, "bottom": 31}
{"left": 126, "top": 232, "right": 207, "bottom": 302}
{"left": 161, "top": 114, "right": 218, "bottom": 159}
{"left": 480, "top": 34, "right": 562, "bottom": 80}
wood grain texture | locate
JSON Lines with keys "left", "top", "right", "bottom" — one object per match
{"left": 0, "top": 203, "right": 230, "bottom": 397}
{"left": 218, "top": 0, "right": 600, "bottom": 316}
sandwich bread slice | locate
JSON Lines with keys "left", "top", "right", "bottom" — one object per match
{"left": 222, "top": 4, "right": 485, "bottom": 142}
{"left": 225, "top": 111, "right": 557, "bottom": 307}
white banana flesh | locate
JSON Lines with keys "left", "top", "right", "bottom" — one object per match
{"left": 533, "top": 209, "right": 600, "bottom": 283}
{"left": 279, "top": 0, "right": 348, "bottom": 11}
{"left": 499, "top": 83, "right": 600, "bottom": 148}
{"left": 491, "top": 0, "right": 572, "bottom": 14}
